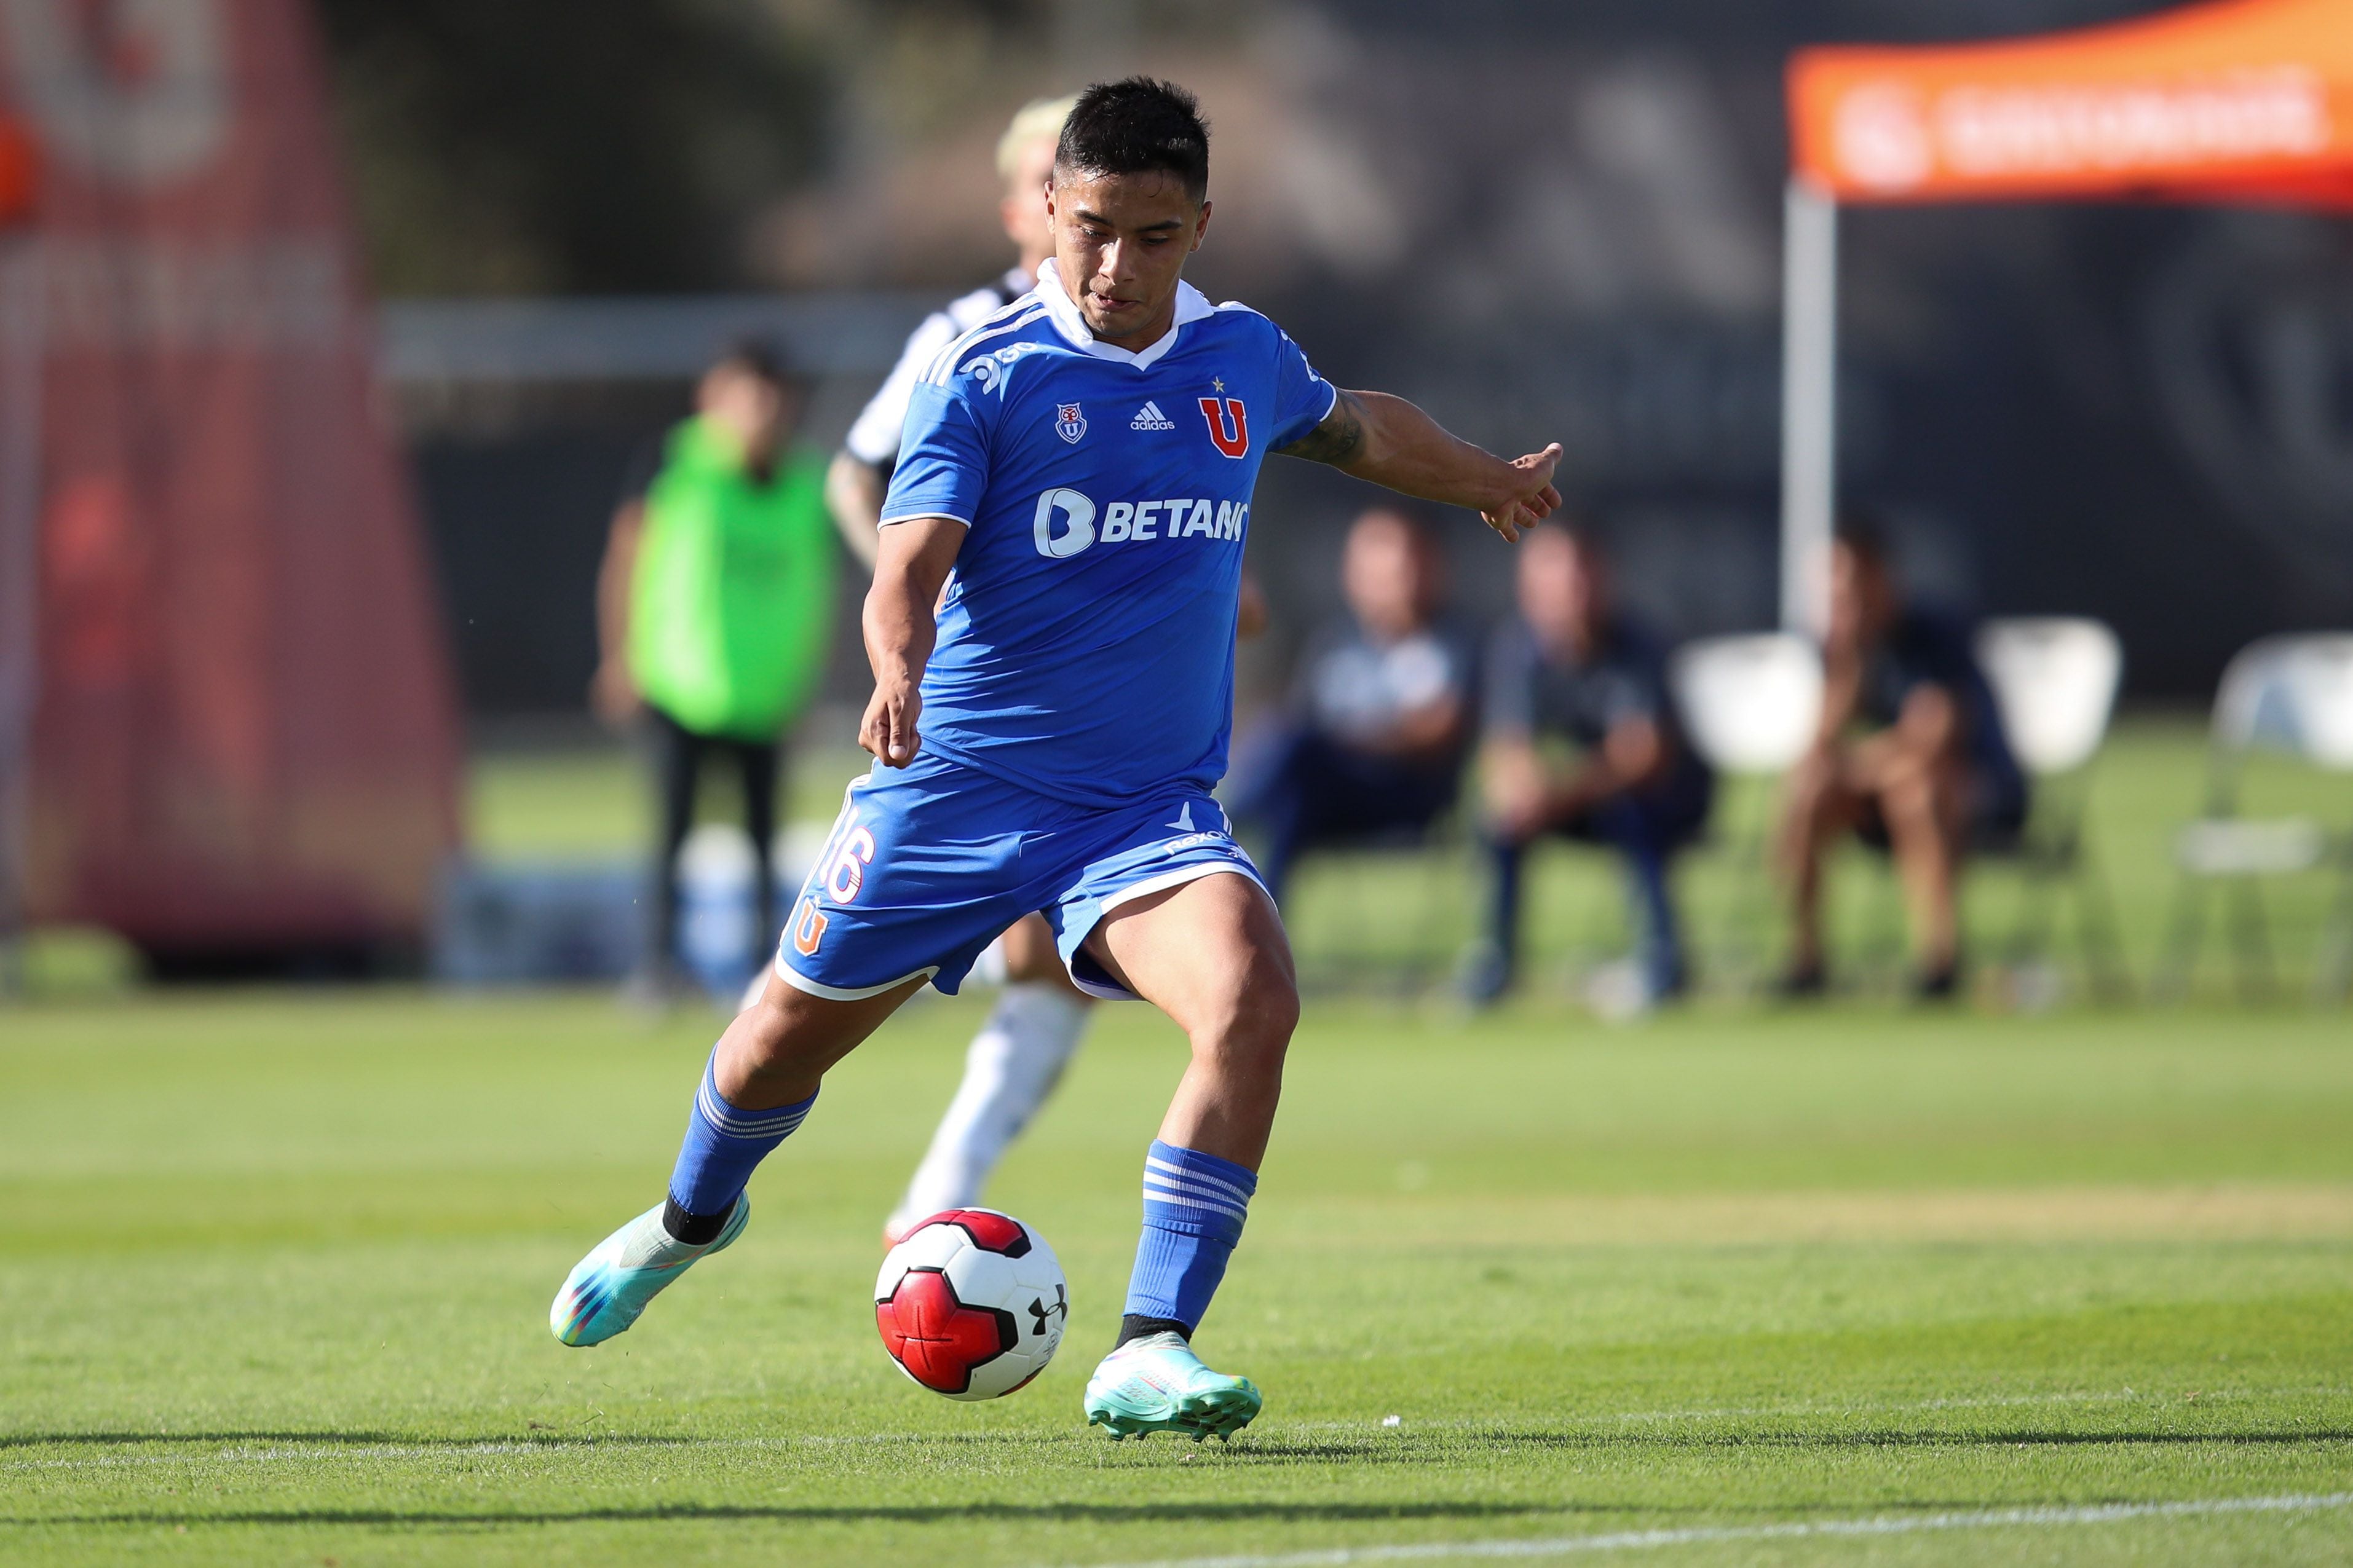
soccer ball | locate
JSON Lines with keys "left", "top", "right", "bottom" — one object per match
{"left": 874, "top": 1208, "right": 1067, "bottom": 1400}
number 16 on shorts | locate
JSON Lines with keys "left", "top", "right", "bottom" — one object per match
{"left": 791, "top": 805, "right": 876, "bottom": 957}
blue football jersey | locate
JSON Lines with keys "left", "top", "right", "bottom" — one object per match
{"left": 881, "top": 259, "right": 1337, "bottom": 807}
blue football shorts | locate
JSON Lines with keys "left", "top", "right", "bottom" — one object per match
{"left": 772, "top": 751, "right": 1268, "bottom": 1003}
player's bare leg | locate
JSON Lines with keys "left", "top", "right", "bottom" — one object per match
{"left": 1869, "top": 735, "right": 1969, "bottom": 995}
{"left": 1003, "top": 912, "right": 1087, "bottom": 991}
{"left": 1078, "top": 872, "right": 1296, "bottom": 1440}
{"left": 1776, "top": 751, "right": 1864, "bottom": 993}
{"left": 1092, "top": 874, "right": 1296, "bottom": 1168}
{"left": 552, "top": 972, "right": 925, "bottom": 1346}
{"left": 885, "top": 913, "right": 1094, "bottom": 1244}
{"left": 720, "top": 968, "right": 932, "bottom": 1106}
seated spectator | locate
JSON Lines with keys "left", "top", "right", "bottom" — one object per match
{"left": 1463, "top": 523, "right": 1714, "bottom": 1012}
{"left": 1225, "top": 506, "right": 1474, "bottom": 905}
{"left": 1778, "top": 516, "right": 2027, "bottom": 1000}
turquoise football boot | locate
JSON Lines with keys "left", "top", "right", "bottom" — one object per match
{"left": 550, "top": 1198, "right": 749, "bottom": 1347}
{"left": 1083, "top": 1331, "right": 1262, "bottom": 1440}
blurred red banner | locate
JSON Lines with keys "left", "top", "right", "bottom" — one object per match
{"left": 0, "top": 0, "right": 461, "bottom": 958}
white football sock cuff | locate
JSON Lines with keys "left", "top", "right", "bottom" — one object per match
{"left": 890, "top": 982, "right": 1091, "bottom": 1225}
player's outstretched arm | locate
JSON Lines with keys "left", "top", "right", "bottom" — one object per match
{"left": 1277, "top": 389, "right": 1563, "bottom": 543}
{"left": 860, "top": 516, "right": 965, "bottom": 768}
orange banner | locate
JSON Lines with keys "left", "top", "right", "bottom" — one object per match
{"left": 1790, "top": 0, "right": 2353, "bottom": 205}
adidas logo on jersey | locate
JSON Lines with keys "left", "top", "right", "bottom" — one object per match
{"left": 1129, "top": 401, "right": 1176, "bottom": 431}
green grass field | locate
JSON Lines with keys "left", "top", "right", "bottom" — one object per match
{"left": 4, "top": 990, "right": 2351, "bottom": 1565}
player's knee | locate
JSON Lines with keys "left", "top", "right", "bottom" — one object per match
{"left": 734, "top": 981, "right": 856, "bottom": 1077}
{"left": 1195, "top": 966, "right": 1299, "bottom": 1071}
{"left": 1254, "top": 974, "right": 1302, "bottom": 1049}
{"left": 732, "top": 990, "right": 803, "bottom": 1069}
{"left": 1880, "top": 768, "right": 1938, "bottom": 831}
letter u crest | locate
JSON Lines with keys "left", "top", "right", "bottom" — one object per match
{"left": 1198, "top": 397, "right": 1249, "bottom": 458}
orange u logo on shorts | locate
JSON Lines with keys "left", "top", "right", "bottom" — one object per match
{"left": 791, "top": 897, "right": 829, "bottom": 957}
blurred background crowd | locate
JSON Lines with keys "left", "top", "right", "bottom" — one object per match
{"left": 2, "top": 0, "right": 2351, "bottom": 1012}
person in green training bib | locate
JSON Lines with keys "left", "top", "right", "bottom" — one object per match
{"left": 593, "top": 340, "right": 836, "bottom": 998}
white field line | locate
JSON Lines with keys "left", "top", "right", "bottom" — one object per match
{"left": 1288, "top": 1381, "right": 2344, "bottom": 1434}
{"left": 1615, "top": 1385, "right": 2168, "bottom": 1423}
{"left": 1064, "top": 1492, "right": 2353, "bottom": 1568}
{"left": 1291, "top": 1389, "right": 2147, "bottom": 1433}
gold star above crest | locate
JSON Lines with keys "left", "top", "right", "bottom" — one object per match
{"left": 1212, "top": 377, "right": 1225, "bottom": 393}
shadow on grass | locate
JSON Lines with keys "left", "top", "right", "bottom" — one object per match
{"left": 0, "top": 1431, "right": 690, "bottom": 1451}
{"left": 14, "top": 1428, "right": 2352, "bottom": 1530}
{"left": 13, "top": 1424, "right": 2347, "bottom": 1462}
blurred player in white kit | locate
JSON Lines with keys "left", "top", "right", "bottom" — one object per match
{"left": 827, "top": 96, "right": 1099, "bottom": 1243}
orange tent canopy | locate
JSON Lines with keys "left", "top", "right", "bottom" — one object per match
{"left": 1789, "top": 0, "right": 2353, "bottom": 207}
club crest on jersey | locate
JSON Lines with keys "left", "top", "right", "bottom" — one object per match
{"left": 1054, "top": 402, "right": 1088, "bottom": 444}
{"left": 1198, "top": 396, "right": 1249, "bottom": 458}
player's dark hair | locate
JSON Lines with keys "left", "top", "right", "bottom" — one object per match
{"left": 714, "top": 336, "right": 793, "bottom": 388}
{"left": 1355, "top": 502, "right": 1434, "bottom": 539}
{"left": 1526, "top": 516, "right": 1605, "bottom": 562}
{"left": 1056, "top": 77, "right": 1210, "bottom": 202}
{"left": 1833, "top": 508, "right": 1890, "bottom": 565}
{"left": 1558, "top": 517, "right": 1607, "bottom": 557}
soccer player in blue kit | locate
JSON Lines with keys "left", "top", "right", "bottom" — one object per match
{"left": 552, "top": 78, "right": 1563, "bottom": 1440}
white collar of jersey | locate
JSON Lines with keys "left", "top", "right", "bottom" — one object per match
{"left": 1034, "top": 258, "right": 1213, "bottom": 371}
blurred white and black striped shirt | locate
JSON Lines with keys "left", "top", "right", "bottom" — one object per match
{"left": 841, "top": 265, "right": 1038, "bottom": 471}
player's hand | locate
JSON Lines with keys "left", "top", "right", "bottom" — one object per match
{"left": 1481, "top": 443, "right": 1564, "bottom": 543}
{"left": 1236, "top": 572, "right": 1271, "bottom": 640}
{"left": 860, "top": 675, "right": 923, "bottom": 768}
{"left": 1483, "top": 747, "right": 1551, "bottom": 838}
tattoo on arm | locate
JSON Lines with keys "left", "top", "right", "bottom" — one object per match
{"left": 1276, "top": 388, "right": 1367, "bottom": 466}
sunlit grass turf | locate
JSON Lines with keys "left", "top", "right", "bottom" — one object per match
{"left": 3, "top": 990, "right": 2351, "bottom": 1566}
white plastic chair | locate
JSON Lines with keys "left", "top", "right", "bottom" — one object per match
{"left": 1669, "top": 634, "right": 1824, "bottom": 988}
{"left": 2211, "top": 634, "right": 2353, "bottom": 768}
{"left": 1672, "top": 633, "right": 1824, "bottom": 778}
{"left": 1974, "top": 617, "right": 2130, "bottom": 999}
{"left": 2161, "top": 633, "right": 2353, "bottom": 1001}
{"left": 1976, "top": 618, "right": 2123, "bottom": 776}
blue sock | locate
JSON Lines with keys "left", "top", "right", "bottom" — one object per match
{"left": 663, "top": 1053, "right": 815, "bottom": 1237}
{"left": 1122, "top": 1139, "right": 1257, "bottom": 1333}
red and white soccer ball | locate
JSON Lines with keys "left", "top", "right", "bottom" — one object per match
{"left": 875, "top": 1208, "right": 1067, "bottom": 1400}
